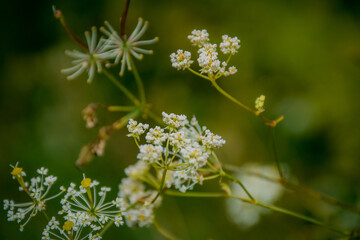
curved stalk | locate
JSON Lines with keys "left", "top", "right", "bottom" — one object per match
{"left": 224, "top": 163, "right": 360, "bottom": 214}
{"left": 164, "top": 190, "right": 350, "bottom": 236}
{"left": 153, "top": 218, "right": 181, "bottom": 240}
{"left": 102, "top": 68, "right": 139, "bottom": 104}
{"left": 129, "top": 57, "right": 146, "bottom": 103}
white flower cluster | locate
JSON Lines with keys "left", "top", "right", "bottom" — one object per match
{"left": 62, "top": 18, "right": 158, "bottom": 81}
{"left": 59, "top": 176, "right": 124, "bottom": 231}
{"left": 127, "top": 118, "right": 149, "bottom": 140}
{"left": 119, "top": 163, "right": 161, "bottom": 227}
{"left": 4, "top": 165, "right": 65, "bottom": 231}
{"left": 170, "top": 50, "right": 193, "bottom": 70}
{"left": 170, "top": 29, "right": 240, "bottom": 77}
{"left": 42, "top": 216, "right": 102, "bottom": 240}
{"left": 126, "top": 112, "right": 226, "bottom": 192}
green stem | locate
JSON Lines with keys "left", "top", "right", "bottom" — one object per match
{"left": 230, "top": 195, "right": 350, "bottom": 236}
{"left": 165, "top": 190, "right": 227, "bottom": 198}
{"left": 107, "top": 105, "right": 138, "bottom": 112}
{"left": 42, "top": 211, "right": 50, "bottom": 222}
{"left": 187, "top": 67, "right": 211, "bottom": 81}
{"left": 100, "top": 220, "right": 114, "bottom": 236}
{"left": 223, "top": 163, "right": 360, "bottom": 215}
{"left": 211, "top": 80, "right": 257, "bottom": 115}
{"left": 269, "top": 127, "right": 284, "bottom": 179}
{"left": 146, "top": 110, "right": 164, "bottom": 126}
{"left": 223, "top": 172, "right": 255, "bottom": 201}
{"left": 129, "top": 57, "right": 146, "bottom": 103}
{"left": 164, "top": 190, "right": 349, "bottom": 236}
{"left": 211, "top": 152, "right": 224, "bottom": 174}
{"left": 152, "top": 168, "right": 168, "bottom": 203}
{"left": 102, "top": 68, "right": 138, "bottom": 104}
{"left": 153, "top": 218, "right": 180, "bottom": 240}
{"left": 112, "top": 109, "right": 141, "bottom": 130}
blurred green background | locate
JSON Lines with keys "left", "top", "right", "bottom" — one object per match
{"left": 1, "top": 0, "right": 359, "bottom": 239}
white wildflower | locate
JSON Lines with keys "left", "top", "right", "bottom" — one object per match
{"left": 137, "top": 144, "right": 163, "bottom": 163}
{"left": 220, "top": 35, "right": 240, "bottom": 55}
{"left": 188, "top": 29, "right": 209, "bottom": 47}
{"left": 127, "top": 119, "right": 149, "bottom": 139}
{"left": 170, "top": 49, "right": 193, "bottom": 70}
{"left": 4, "top": 165, "right": 65, "bottom": 231}
{"left": 162, "top": 112, "right": 189, "bottom": 129}
{"left": 145, "top": 126, "right": 168, "bottom": 145}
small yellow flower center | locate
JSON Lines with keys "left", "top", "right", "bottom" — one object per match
{"left": 62, "top": 220, "right": 74, "bottom": 231}
{"left": 81, "top": 178, "right": 92, "bottom": 188}
{"left": 178, "top": 53, "right": 184, "bottom": 60}
{"left": 11, "top": 167, "right": 23, "bottom": 176}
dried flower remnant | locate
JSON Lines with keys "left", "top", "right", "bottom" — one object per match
{"left": 82, "top": 103, "right": 99, "bottom": 128}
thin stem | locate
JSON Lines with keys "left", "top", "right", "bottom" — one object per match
{"left": 112, "top": 109, "right": 141, "bottom": 129}
{"left": 223, "top": 172, "right": 255, "bottom": 201}
{"left": 145, "top": 109, "right": 164, "bottom": 126}
{"left": 153, "top": 218, "right": 180, "bottom": 240}
{"left": 102, "top": 68, "right": 138, "bottom": 104}
{"left": 211, "top": 80, "right": 257, "bottom": 115}
{"left": 42, "top": 211, "right": 50, "bottom": 222}
{"left": 152, "top": 168, "right": 168, "bottom": 204}
{"left": 164, "top": 190, "right": 349, "bottom": 236}
{"left": 120, "top": 0, "right": 131, "bottom": 38}
{"left": 107, "top": 105, "right": 138, "bottom": 112}
{"left": 100, "top": 220, "right": 114, "bottom": 236}
{"left": 211, "top": 152, "right": 223, "bottom": 174}
{"left": 165, "top": 190, "right": 227, "bottom": 198}
{"left": 129, "top": 57, "right": 146, "bottom": 103}
{"left": 269, "top": 127, "right": 284, "bottom": 179}
{"left": 223, "top": 163, "right": 360, "bottom": 214}
{"left": 52, "top": 6, "right": 88, "bottom": 50}
{"left": 187, "top": 67, "right": 211, "bottom": 81}
{"left": 231, "top": 196, "right": 349, "bottom": 236}
{"left": 211, "top": 80, "right": 283, "bottom": 127}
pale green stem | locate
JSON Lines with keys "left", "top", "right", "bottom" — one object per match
{"left": 187, "top": 67, "right": 211, "bottom": 81}
{"left": 231, "top": 195, "right": 350, "bottom": 236}
{"left": 153, "top": 218, "right": 181, "bottom": 240}
{"left": 42, "top": 211, "right": 50, "bottom": 222}
{"left": 270, "top": 127, "right": 284, "bottom": 179}
{"left": 223, "top": 172, "right": 255, "bottom": 201}
{"left": 202, "top": 174, "right": 220, "bottom": 181}
{"left": 112, "top": 109, "right": 141, "bottom": 130}
{"left": 100, "top": 220, "right": 114, "bottom": 236}
{"left": 102, "top": 68, "right": 138, "bottom": 104}
{"left": 164, "top": 190, "right": 350, "bottom": 236}
{"left": 107, "top": 105, "right": 138, "bottom": 112}
{"left": 129, "top": 57, "right": 146, "bottom": 103}
{"left": 146, "top": 109, "right": 164, "bottom": 126}
{"left": 152, "top": 167, "right": 168, "bottom": 204}
{"left": 224, "top": 163, "right": 360, "bottom": 214}
{"left": 211, "top": 152, "right": 224, "bottom": 174}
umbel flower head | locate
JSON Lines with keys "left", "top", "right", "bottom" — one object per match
{"left": 4, "top": 164, "right": 65, "bottom": 231}
{"left": 126, "top": 112, "right": 226, "bottom": 192}
{"left": 170, "top": 29, "right": 240, "bottom": 79}
{"left": 62, "top": 27, "right": 109, "bottom": 83}
{"left": 101, "top": 18, "right": 159, "bottom": 76}
{"left": 42, "top": 216, "right": 102, "bottom": 240}
{"left": 59, "top": 175, "right": 124, "bottom": 230}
